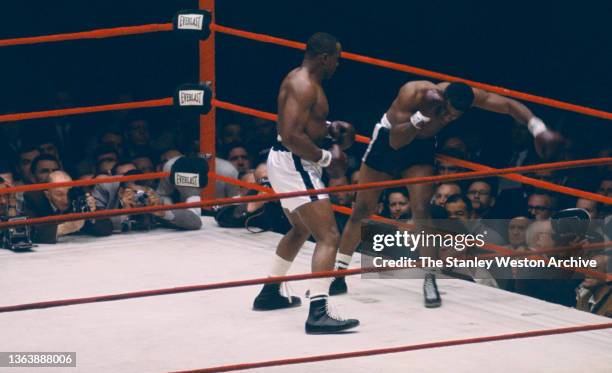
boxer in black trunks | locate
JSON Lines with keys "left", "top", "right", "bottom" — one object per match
{"left": 331, "top": 80, "right": 563, "bottom": 307}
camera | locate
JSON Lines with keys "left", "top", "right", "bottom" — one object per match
{"left": 1, "top": 216, "right": 33, "bottom": 251}
{"left": 256, "top": 177, "right": 271, "bottom": 188}
{"left": 68, "top": 187, "right": 90, "bottom": 213}
{"left": 133, "top": 190, "right": 149, "bottom": 207}
{"left": 551, "top": 208, "right": 590, "bottom": 246}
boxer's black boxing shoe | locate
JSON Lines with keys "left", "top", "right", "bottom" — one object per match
{"left": 305, "top": 297, "right": 359, "bottom": 334}
{"left": 329, "top": 276, "right": 348, "bottom": 296}
{"left": 423, "top": 273, "right": 442, "bottom": 308}
{"left": 253, "top": 283, "right": 301, "bottom": 311}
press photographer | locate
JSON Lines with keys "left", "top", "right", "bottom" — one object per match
{"left": 155, "top": 154, "right": 209, "bottom": 230}
{"left": 215, "top": 162, "right": 290, "bottom": 233}
{"left": 22, "top": 171, "right": 112, "bottom": 243}
{"left": 93, "top": 169, "right": 161, "bottom": 232}
{"left": 94, "top": 155, "right": 208, "bottom": 232}
{"left": 1, "top": 176, "right": 33, "bottom": 251}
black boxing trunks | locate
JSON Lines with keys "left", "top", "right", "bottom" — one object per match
{"left": 362, "top": 114, "right": 436, "bottom": 176}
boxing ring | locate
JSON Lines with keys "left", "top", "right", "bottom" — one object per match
{"left": 1, "top": 1, "right": 611, "bottom": 372}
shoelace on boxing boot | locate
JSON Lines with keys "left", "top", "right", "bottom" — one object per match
{"left": 325, "top": 299, "right": 346, "bottom": 321}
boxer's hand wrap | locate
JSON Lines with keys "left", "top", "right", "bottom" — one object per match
{"left": 528, "top": 117, "right": 547, "bottom": 137}
{"left": 317, "top": 149, "right": 333, "bottom": 167}
{"left": 410, "top": 111, "right": 431, "bottom": 130}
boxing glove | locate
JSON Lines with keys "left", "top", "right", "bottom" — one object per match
{"left": 318, "top": 144, "right": 347, "bottom": 178}
{"left": 327, "top": 120, "right": 356, "bottom": 150}
{"left": 529, "top": 117, "right": 564, "bottom": 160}
{"left": 404, "top": 89, "right": 443, "bottom": 130}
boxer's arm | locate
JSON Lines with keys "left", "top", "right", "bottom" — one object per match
{"left": 472, "top": 88, "right": 534, "bottom": 125}
{"left": 279, "top": 81, "right": 327, "bottom": 163}
{"left": 387, "top": 84, "right": 426, "bottom": 149}
{"left": 472, "top": 88, "right": 562, "bottom": 159}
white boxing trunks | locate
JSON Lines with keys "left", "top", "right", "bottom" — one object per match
{"left": 267, "top": 140, "right": 328, "bottom": 212}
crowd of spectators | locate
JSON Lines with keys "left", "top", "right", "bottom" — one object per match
{"left": 0, "top": 102, "right": 610, "bottom": 317}
{"left": 0, "top": 102, "right": 212, "bottom": 245}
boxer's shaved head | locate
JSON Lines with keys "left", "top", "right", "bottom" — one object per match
{"left": 444, "top": 82, "right": 474, "bottom": 112}
{"left": 305, "top": 32, "right": 341, "bottom": 79}
{"left": 305, "top": 32, "right": 339, "bottom": 58}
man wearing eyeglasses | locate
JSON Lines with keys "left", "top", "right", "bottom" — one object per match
{"left": 466, "top": 179, "right": 508, "bottom": 241}
{"left": 527, "top": 192, "right": 556, "bottom": 221}
{"left": 466, "top": 180, "right": 496, "bottom": 219}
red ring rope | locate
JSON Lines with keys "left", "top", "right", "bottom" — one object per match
{"left": 211, "top": 23, "right": 612, "bottom": 120}
{"left": 1, "top": 245, "right": 607, "bottom": 314}
{"left": 0, "top": 98, "right": 172, "bottom": 123}
{"left": 0, "top": 267, "right": 390, "bottom": 313}
{"left": 0, "top": 23, "right": 173, "bottom": 47}
{"left": 169, "top": 322, "right": 612, "bottom": 373}
{"left": 0, "top": 172, "right": 169, "bottom": 194}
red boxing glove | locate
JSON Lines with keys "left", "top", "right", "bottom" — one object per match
{"left": 327, "top": 120, "right": 356, "bottom": 150}
{"left": 325, "top": 144, "right": 348, "bottom": 178}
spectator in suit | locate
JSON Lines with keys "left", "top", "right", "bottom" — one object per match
{"left": 93, "top": 169, "right": 166, "bottom": 232}
{"left": 507, "top": 216, "right": 530, "bottom": 250}
{"left": 23, "top": 171, "right": 112, "bottom": 243}
{"left": 30, "top": 154, "right": 61, "bottom": 184}
{"left": 527, "top": 192, "right": 556, "bottom": 221}
{"left": 95, "top": 156, "right": 206, "bottom": 232}
{"left": 466, "top": 179, "right": 497, "bottom": 219}
{"left": 15, "top": 144, "right": 40, "bottom": 184}
{"left": 575, "top": 253, "right": 611, "bottom": 318}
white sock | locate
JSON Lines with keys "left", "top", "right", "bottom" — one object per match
{"left": 309, "top": 278, "right": 331, "bottom": 301}
{"left": 269, "top": 254, "right": 293, "bottom": 277}
{"left": 335, "top": 253, "right": 353, "bottom": 270}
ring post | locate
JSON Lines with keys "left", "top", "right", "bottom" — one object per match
{"left": 199, "top": 0, "right": 216, "bottom": 199}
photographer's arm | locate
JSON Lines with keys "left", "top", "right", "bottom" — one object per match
{"left": 151, "top": 194, "right": 202, "bottom": 231}
{"left": 83, "top": 193, "right": 113, "bottom": 236}
{"left": 23, "top": 192, "right": 59, "bottom": 244}
{"left": 92, "top": 183, "right": 128, "bottom": 232}
{"left": 56, "top": 220, "right": 85, "bottom": 237}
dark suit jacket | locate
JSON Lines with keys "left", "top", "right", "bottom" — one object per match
{"left": 23, "top": 190, "right": 113, "bottom": 244}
